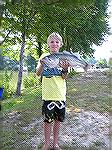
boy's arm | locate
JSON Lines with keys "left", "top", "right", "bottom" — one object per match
{"left": 61, "top": 69, "right": 68, "bottom": 79}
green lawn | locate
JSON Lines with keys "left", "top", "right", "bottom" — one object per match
{"left": 66, "top": 70, "right": 111, "bottom": 112}
{"left": 0, "top": 70, "right": 37, "bottom": 90}
{"left": 0, "top": 70, "right": 41, "bottom": 112}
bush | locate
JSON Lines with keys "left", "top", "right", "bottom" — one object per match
{"left": 1, "top": 70, "right": 14, "bottom": 99}
{"left": 23, "top": 74, "right": 38, "bottom": 88}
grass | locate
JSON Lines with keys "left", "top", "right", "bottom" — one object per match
{"left": 2, "top": 69, "right": 111, "bottom": 113}
{"left": 66, "top": 70, "right": 111, "bottom": 113}
{"left": 2, "top": 85, "right": 42, "bottom": 112}
{"left": 0, "top": 70, "right": 41, "bottom": 112}
{"left": 1, "top": 85, "right": 42, "bottom": 150}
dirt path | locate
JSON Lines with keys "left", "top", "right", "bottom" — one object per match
{"left": 1, "top": 110, "right": 110, "bottom": 150}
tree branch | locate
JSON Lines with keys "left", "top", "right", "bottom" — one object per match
{"left": 0, "top": 29, "right": 12, "bottom": 46}
{"left": 27, "top": 0, "right": 62, "bottom": 23}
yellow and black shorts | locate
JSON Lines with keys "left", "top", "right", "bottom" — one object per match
{"left": 42, "top": 100, "right": 66, "bottom": 123}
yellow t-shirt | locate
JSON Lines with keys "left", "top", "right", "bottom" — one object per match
{"left": 37, "top": 53, "right": 66, "bottom": 101}
{"left": 42, "top": 76, "right": 66, "bottom": 101}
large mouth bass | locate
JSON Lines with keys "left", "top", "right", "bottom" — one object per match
{"left": 42, "top": 51, "right": 89, "bottom": 70}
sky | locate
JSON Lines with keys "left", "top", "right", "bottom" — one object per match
{"left": 93, "top": 0, "right": 112, "bottom": 62}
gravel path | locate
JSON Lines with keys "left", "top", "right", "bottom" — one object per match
{"left": 26, "top": 110, "right": 110, "bottom": 150}
{"left": 2, "top": 104, "right": 111, "bottom": 150}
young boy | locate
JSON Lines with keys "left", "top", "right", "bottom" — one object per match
{"left": 36, "top": 32, "right": 69, "bottom": 150}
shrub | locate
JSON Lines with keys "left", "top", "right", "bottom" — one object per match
{"left": 23, "top": 74, "right": 38, "bottom": 88}
{"left": 1, "top": 70, "right": 14, "bottom": 99}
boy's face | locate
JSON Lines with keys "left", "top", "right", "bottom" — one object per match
{"left": 48, "top": 37, "right": 61, "bottom": 54}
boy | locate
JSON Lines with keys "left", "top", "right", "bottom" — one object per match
{"left": 36, "top": 32, "right": 69, "bottom": 150}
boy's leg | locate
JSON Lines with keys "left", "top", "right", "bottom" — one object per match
{"left": 42, "top": 122, "right": 52, "bottom": 150}
{"left": 42, "top": 101, "right": 54, "bottom": 149}
{"left": 53, "top": 102, "right": 65, "bottom": 149}
{"left": 53, "top": 120, "right": 61, "bottom": 147}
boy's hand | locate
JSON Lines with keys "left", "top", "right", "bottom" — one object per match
{"left": 40, "top": 59, "right": 45, "bottom": 66}
{"left": 60, "top": 59, "right": 69, "bottom": 79}
{"left": 59, "top": 59, "right": 70, "bottom": 70}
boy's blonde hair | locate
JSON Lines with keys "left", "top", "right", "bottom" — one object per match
{"left": 47, "top": 32, "right": 63, "bottom": 47}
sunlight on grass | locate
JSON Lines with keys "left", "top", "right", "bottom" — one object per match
{"left": 2, "top": 84, "right": 42, "bottom": 113}
{"left": 16, "top": 100, "right": 24, "bottom": 103}
{"left": 68, "top": 88, "right": 77, "bottom": 92}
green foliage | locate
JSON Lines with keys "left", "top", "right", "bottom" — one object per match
{"left": 0, "top": 48, "right": 4, "bottom": 71}
{"left": 0, "top": 70, "right": 41, "bottom": 100}
{"left": 23, "top": 74, "right": 39, "bottom": 88}
{"left": 1, "top": 0, "right": 110, "bottom": 56}
{"left": 69, "top": 69, "right": 79, "bottom": 77}
{"left": 97, "top": 58, "right": 108, "bottom": 68}
{"left": 2, "top": 70, "right": 14, "bottom": 99}
{"left": 3, "top": 100, "right": 17, "bottom": 110}
{"left": 0, "top": 74, "right": 3, "bottom": 92}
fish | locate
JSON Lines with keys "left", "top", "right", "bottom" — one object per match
{"left": 42, "top": 51, "right": 89, "bottom": 70}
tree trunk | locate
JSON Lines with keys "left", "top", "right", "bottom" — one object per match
{"left": 38, "top": 41, "right": 43, "bottom": 82}
{"left": 38, "top": 41, "right": 42, "bottom": 58}
{"left": 16, "top": 32, "right": 25, "bottom": 96}
{"left": 0, "top": 1, "right": 4, "bottom": 27}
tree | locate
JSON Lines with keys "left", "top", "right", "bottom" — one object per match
{"left": 1, "top": 0, "right": 110, "bottom": 95}
{"left": 0, "top": 49, "right": 4, "bottom": 70}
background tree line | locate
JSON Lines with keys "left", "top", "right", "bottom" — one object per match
{"left": 0, "top": 0, "right": 110, "bottom": 95}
